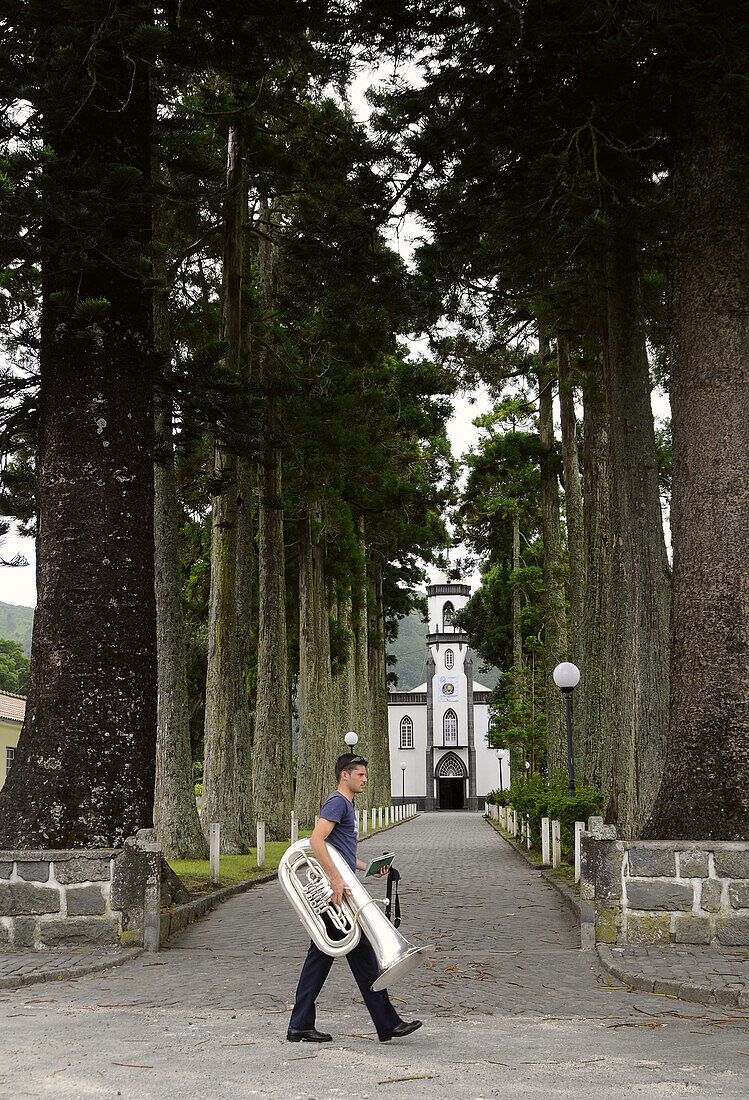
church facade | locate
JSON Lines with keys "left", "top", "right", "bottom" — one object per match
{"left": 387, "top": 580, "right": 510, "bottom": 810}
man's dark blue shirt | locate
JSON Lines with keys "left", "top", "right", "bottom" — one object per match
{"left": 320, "top": 791, "right": 357, "bottom": 871}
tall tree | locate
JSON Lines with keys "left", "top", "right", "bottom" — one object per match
{"left": 536, "top": 330, "right": 568, "bottom": 773}
{"left": 253, "top": 200, "right": 293, "bottom": 839}
{"left": 295, "top": 503, "right": 335, "bottom": 826}
{"left": 604, "top": 222, "right": 670, "bottom": 833}
{"left": 200, "top": 125, "right": 254, "bottom": 852}
{"left": 0, "top": 3, "right": 157, "bottom": 846}
{"left": 646, "top": 72, "right": 749, "bottom": 839}
{"left": 153, "top": 247, "right": 208, "bottom": 857}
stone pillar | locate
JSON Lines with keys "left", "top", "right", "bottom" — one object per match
{"left": 541, "top": 817, "right": 550, "bottom": 865}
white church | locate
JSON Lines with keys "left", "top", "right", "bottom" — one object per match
{"left": 387, "top": 579, "right": 510, "bottom": 810}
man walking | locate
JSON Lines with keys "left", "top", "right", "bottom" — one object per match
{"left": 287, "top": 753, "right": 423, "bottom": 1043}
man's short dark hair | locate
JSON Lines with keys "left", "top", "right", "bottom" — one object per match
{"left": 335, "top": 753, "right": 368, "bottom": 781}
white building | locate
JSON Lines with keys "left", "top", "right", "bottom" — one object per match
{"left": 388, "top": 580, "right": 510, "bottom": 810}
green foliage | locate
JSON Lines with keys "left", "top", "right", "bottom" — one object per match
{"left": 488, "top": 772, "right": 607, "bottom": 854}
{"left": 329, "top": 614, "right": 353, "bottom": 677}
{"left": 0, "top": 639, "right": 30, "bottom": 694}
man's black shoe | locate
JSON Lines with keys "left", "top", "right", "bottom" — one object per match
{"left": 379, "top": 1020, "right": 423, "bottom": 1042}
{"left": 286, "top": 1026, "right": 332, "bottom": 1043}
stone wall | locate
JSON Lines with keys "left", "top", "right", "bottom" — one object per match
{"left": 580, "top": 820, "right": 749, "bottom": 948}
{"left": 0, "top": 830, "right": 169, "bottom": 951}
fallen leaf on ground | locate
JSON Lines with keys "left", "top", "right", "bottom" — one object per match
{"left": 378, "top": 1075, "right": 434, "bottom": 1085}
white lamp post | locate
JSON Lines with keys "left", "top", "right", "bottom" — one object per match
{"left": 496, "top": 749, "right": 506, "bottom": 790}
{"left": 553, "top": 662, "right": 580, "bottom": 798}
{"left": 344, "top": 730, "right": 358, "bottom": 748}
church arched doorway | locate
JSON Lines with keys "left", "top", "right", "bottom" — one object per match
{"left": 435, "top": 751, "right": 467, "bottom": 810}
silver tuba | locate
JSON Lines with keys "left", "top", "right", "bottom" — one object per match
{"left": 278, "top": 839, "right": 430, "bottom": 991}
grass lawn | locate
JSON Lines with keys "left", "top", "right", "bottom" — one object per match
{"left": 169, "top": 832, "right": 312, "bottom": 900}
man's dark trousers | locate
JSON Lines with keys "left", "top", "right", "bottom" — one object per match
{"left": 289, "top": 936, "right": 402, "bottom": 1037}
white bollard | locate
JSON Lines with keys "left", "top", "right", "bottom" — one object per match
{"left": 551, "top": 820, "right": 561, "bottom": 869}
{"left": 541, "top": 817, "right": 550, "bottom": 864}
{"left": 257, "top": 821, "right": 266, "bottom": 870}
{"left": 355, "top": 809, "right": 360, "bottom": 834}
{"left": 512, "top": 809, "right": 518, "bottom": 836}
{"left": 575, "top": 821, "right": 585, "bottom": 882}
{"left": 209, "top": 822, "right": 220, "bottom": 883}
{"left": 362, "top": 809, "right": 368, "bottom": 834}
{"left": 291, "top": 811, "right": 298, "bottom": 845}
{"left": 378, "top": 807, "right": 383, "bottom": 829}
{"left": 526, "top": 815, "right": 532, "bottom": 850}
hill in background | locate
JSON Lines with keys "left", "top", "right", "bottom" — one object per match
{"left": 0, "top": 601, "right": 34, "bottom": 656}
{"left": 0, "top": 598, "right": 502, "bottom": 693}
{"left": 387, "top": 608, "right": 501, "bottom": 692}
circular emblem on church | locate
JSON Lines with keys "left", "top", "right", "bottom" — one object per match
{"left": 442, "top": 682, "right": 455, "bottom": 696}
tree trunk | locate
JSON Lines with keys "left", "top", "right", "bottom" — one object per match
{"left": 0, "top": 30, "right": 156, "bottom": 847}
{"left": 351, "top": 519, "right": 373, "bottom": 809}
{"left": 329, "top": 587, "right": 355, "bottom": 755}
{"left": 253, "top": 199, "right": 292, "bottom": 840}
{"left": 295, "top": 505, "right": 335, "bottom": 826}
{"left": 200, "top": 126, "right": 253, "bottom": 852}
{"left": 536, "top": 326, "right": 568, "bottom": 777}
{"left": 577, "top": 354, "right": 620, "bottom": 811}
{"left": 557, "top": 335, "right": 585, "bottom": 660}
{"left": 253, "top": 443, "right": 292, "bottom": 839}
{"left": 367, "top": 561, "right": 392, "bottom": 807}
{"left": 605, "top": 224, "right": 670, "bottom": 835}
{"left": 511, "top": 512, "right": 523, "bottom": 681}
{"left": 153, "top": 291, "right": 207, "bottom": 857}
{"left": 645, "top": 99, "right": 749, "bottom": 840}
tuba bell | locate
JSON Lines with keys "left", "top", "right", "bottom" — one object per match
{"left": 278, "top": 839, "right": 430, "bottom": 991}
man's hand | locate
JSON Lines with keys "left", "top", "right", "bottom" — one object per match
{"left": 329, "top": 875, "right": 351, "bottom": 907}
{"left": 372, "top": 864, "right": 391, "bottom": 879}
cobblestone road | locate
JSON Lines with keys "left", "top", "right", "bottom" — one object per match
{"left": 2, "top": 813, "right": 748, "bottom": 1098}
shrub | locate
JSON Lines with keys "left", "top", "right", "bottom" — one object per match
{"left": 493, "top": 771, "right": 607, "bottom": 854}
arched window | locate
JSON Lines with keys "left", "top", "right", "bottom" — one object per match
{"left": 399, "top": 715, "right": 414, "bottom": 749}
{"left": 443, "top": 708, "right": 458, "bottom": 745}
{"left": 444, "top": 648, "right": 454, "bottom": 670}
{"left": 436, "top": 751, "right": 466, "bottom": 778}
{"left": 443, "top": 601, "right": 455, "bottom": 631}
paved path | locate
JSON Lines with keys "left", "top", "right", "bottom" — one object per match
{"left": 2, "top": 813, "right": 748, "bottom": 1098}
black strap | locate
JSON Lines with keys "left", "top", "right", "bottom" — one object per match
{"left": 386, "top": 867, "right": 401, "bottom": 927}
